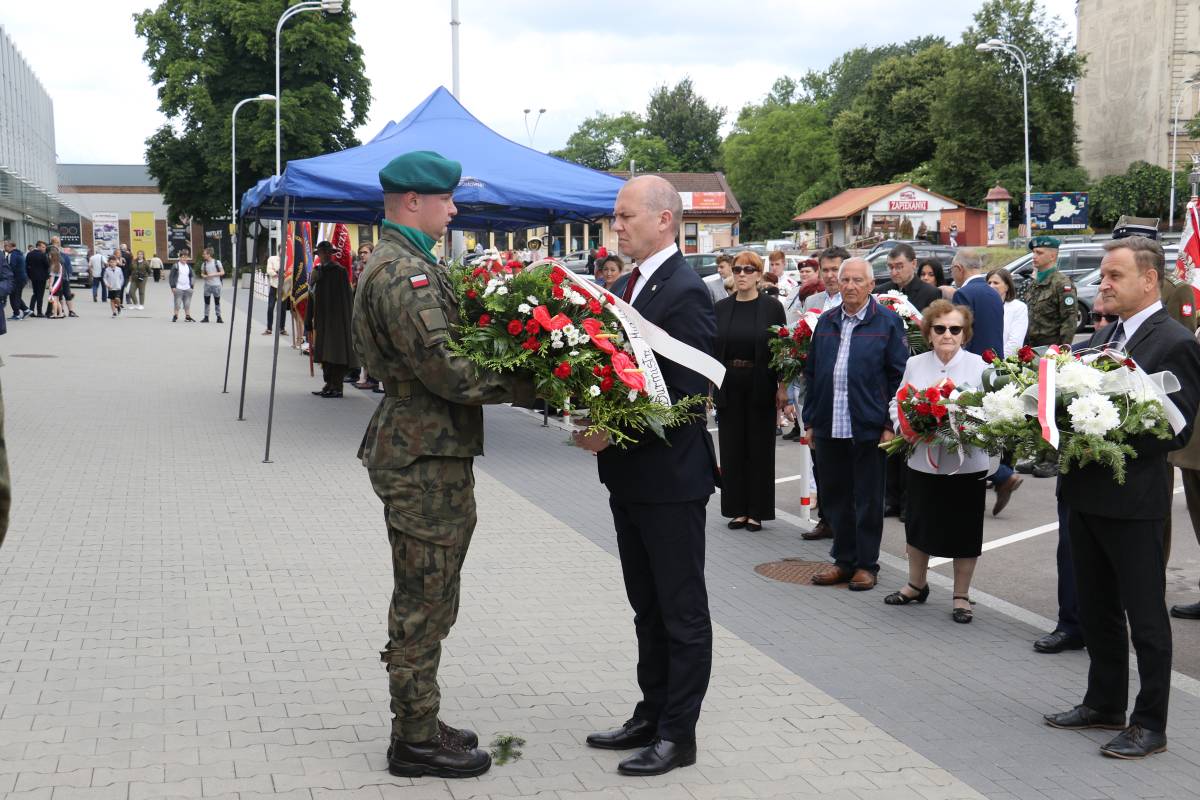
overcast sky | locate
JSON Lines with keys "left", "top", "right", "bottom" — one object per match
{"left": 2, "top": 0, "right": 1077, "bottom": 168}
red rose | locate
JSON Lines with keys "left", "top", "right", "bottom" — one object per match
{"left": 938, "top": 379, "right": 955, "bottom": 398}
{"left": 588, "top": 299, "right": 602, "bottom": 315}
{"left": 491, "top": 262, "right": 504, "bottom": 274}
{"left": 477, "top": 314, "right": 491, "bottom": 327}
{"left": 1123, "top": 358, "right": 1137, "bottom": 371}
{"left": 1018, "top": 345, "right": 1036, "bottom": 363}
{"left": 471, "top": 267, "right": 486, "bottom": 278}
{"left": 506, "top": 320, "right": 523, "bottom": 336}
{"left": 550, "top": 267, "right": 565, "bottom": 285}
{"left": 506, "top": 260, "right": 523, "bottom": 271}
{"left": 553, "top": 361, "right": 572, "bottom": 379}
{"left": 924, "top": 387, "right": 941, "bottom": 402}
{"left": 592, "top": 365, "right": 604, "bottom": 377}
{"left": 465, "top": 289, "right": 477, "bottom": 300}
{"left": 930, "top": 403, "right": 948, "bottom": 420}
{"left": 778, "top": 327, "right": 790, "bottom": 338}
{"left": 601, "top": 365, "right": 613, "bottom": 378}
{"left": 552, "top": 286, "right": 565, "bottom": 299}
{"left": 981, "top": 349, "right": 996, "bottom": 363}
{"left": 915, "top": 402, "right": 933, "bottom": 416}
{"left": 600, "top": 376, "right": 614, "bottom": 392}
{"left": 897, "top": 385, "right": 910, "bottom": 402}
{"left": 521, "top": 337, "right": 540, "bottom": 351}
{"left": 525, "top": 319, "right": 541, "bottom": 335}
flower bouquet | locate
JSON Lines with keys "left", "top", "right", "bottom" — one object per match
{"left": 968, "top": 346, "right": 1179, "bottom": 483}
{"left": 880, "top": 379, "right": 981, "bottom": 469}
{"left": 874, "top": 290, "right": 928, "bottom": 354}
{"left": 767, "top": 310, "right": 820, "bottom": 384}
{"left": 447, "top": 258, "right": 705, "bottom": 445}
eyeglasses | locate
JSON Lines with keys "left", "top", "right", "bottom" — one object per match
{"left": 1091, "top": 312, "right": 1119, "bottom": 324}
{"left": 931, "top": 324, "right": 963, "bottom": 335}
{"left": 731, "top": 266, "right": 759, "bottom": 274}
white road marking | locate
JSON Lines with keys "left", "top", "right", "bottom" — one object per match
{"left": 774, "top": 474, "right": 805, "bottom": 484}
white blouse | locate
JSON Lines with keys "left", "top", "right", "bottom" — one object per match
{"left": 890, "top": 349, "right": 991, "bottom": 476}
{"left": 1003, "top": 300, "right": 1029, "bottom": 357}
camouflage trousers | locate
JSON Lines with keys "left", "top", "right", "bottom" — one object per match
{"left": 368, "top": 457, "right": 476, "bottom": 743}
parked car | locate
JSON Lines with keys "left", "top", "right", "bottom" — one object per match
{"left": 683, "top": 253, "right": 719, "bottom": 277}
{"left": 1069, "top": 245, "right": 1180, "bottom": 331}
{"left": 867, "top": 244, "right": 957, "bottom": 282}
{"left": 866, "top": 239, "right": 931, "bottom": 258}
{"left": 559, "top": 249, "right": 591, "bottom": 274}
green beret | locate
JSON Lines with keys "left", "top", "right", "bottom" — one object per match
{"left": 1029, "top": 235, "right": 1061, "bottom": 250}
{"left": 379, "top": 150, "right": 462, "bottom": 194}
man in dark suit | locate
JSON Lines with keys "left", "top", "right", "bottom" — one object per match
{"left": 1046, "top": 236, "right": 1200, "bottom": 759}
{"left": 573, "top": 175, "right": 718, "bottom": 777}
{"left": 874, "top": 243, "right": 940, "bottom": 311}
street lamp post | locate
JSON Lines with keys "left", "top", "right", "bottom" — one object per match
{"left": 1169, "top": 78, "right": 1197, "bottom": 232}
{"left": 224, "top": 93, "right": 275, "bottom": 395}
{"left": 276, "top": 0, "right": 343, "bottom": 176}
{"left": 977, "top": 38, "right": 1032, "bottom": 237}
{"left": 523, "top": 108, "right": 546, "bottom": 147}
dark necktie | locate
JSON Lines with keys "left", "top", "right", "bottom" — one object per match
{"left": 1109, "top": 321, "right": 1126, "bottom": 349}
{"left": 622, "top": 266, "right": 642, "bottom": 303}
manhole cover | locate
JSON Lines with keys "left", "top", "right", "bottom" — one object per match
{"left": 755, "top": 559, "right": 839, "bottom": 585}
{"left": 8, "top": 353, "right": 57, "bottom": 359}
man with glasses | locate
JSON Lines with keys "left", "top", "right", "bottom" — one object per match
{"left": 875, "top": 243, "right": 939, "bottom": 312}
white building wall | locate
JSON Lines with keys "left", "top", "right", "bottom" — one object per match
{"left": 58, "top": 191, "right": 169, "bottom": 220}
{"left": 0, "top": 24, "right": 56, "bottom": 191}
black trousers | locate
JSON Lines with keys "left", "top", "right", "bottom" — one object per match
{"left": 884, "top": 450, "right": 907, "bottom": 513}
{"left": 1054, "top": 497, "right": 1080, "bottom": 637}
{"left": 321, "top": 362, "right": 347, "bottom": 389}
{"left": 29, "top": 279, "right": 46, "bottom": 315}
{"left": 8, "top": 277, "right": 28, "bottom": 315}
{"left": 814, "top": 437, "right": 886, "bottom": 573}
{"left": 1069, "top": 509, "right": 1172, "bottom": 732}
{"left": 716, "top": 390, "right": 776, "bottom": 520}
{"left": 611, "top": 496, "right": 712, "bottom": 742}
{"left": 266, "top": 286, "right": 287, "bottom": 329}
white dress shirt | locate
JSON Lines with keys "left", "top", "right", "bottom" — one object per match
{"left": 627, "top": 243, "right": 678, "bottom": 303}
{"left": 890, "top": 349, "right": 991, "bottom": 476}
{"left": 1111, "top": 300, "right": 1163, "bottom": 350}
{"left": 1002, "top": 299, "right": 1029, "bottom": 357}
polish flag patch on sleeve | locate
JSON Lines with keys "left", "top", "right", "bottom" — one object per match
{"left": 409, "top": 274, "right": 430, "bottom": 289}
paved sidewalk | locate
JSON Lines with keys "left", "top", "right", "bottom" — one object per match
{"left": 0, "top": 282, "right": 1195, "bottom": 799}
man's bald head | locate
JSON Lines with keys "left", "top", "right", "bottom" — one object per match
{"left": 613, "top": 175, "right": 682, "bottom": 262}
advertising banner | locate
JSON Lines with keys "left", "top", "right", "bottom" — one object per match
{"left": 680, "top": 192, "right": 726, "bottom": 211}
{"left": 92, "top": 212, "right": 120, "bottom": 258}
{"left": 987, "top": 201, "right": 1010, "bottom": 246}
{"left": 1030, "top": 192, "right": 1089, "bottom": 231}
{"left": 168, "top": 223, "right": 191, "bottom": 260}
{"left": 57, "top": 219, "right": 82, "bottom": 247}
{"left": 130, "top": 211, "right": 157, "bottom": 259}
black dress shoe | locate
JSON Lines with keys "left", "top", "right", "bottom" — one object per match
{"left": 727, "top": 518, "right": 747, "bottom": 530}
{"left": 586, "top": 718, "right": 656, "bottom": 750}
{"left": 312, "top": 389, "right": 329, "bottom": 396}
{"left": 745, "top": 521, "right": 762, "bottom": 532}
{"left": 617, "top": 738, "right": 697, "bottom": 776}
{"left": 1100, "top": 724, "right": 1167, "bottom": 759}
{"left": 883, "top": 505, "right": 900, "bottom": 518}
{"left": 801, "top": 520, "right": 832, "bottom": 540}
{"left": 321, "top": 388, "right": 344, "bottom": 398}
{"left": 387, "top": 731, "right": 491, "bottom": 778}
{"left": 1170, "top": 600, "right": 1200, "bottom": 619}
{"left": 1044, "top": 705, "right": 1126, "bottom": 730}
{"left": 1033, "top": 630, "right": 1085, "bottom": 654}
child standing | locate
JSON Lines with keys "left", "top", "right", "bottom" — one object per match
{"left": 103, "top": 256, "right": 125, "bottom": 317}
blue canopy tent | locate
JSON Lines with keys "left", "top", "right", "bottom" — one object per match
{"left": 240, "top": 86, "right": 625, "bottom": 230}
{"left": 236, "top": 87, "right": 625, "bottom": 462}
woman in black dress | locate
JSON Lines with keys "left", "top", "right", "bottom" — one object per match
{"left": 714, "top": 251, "right": 786, "bottom": 531}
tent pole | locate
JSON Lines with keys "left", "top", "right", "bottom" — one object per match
{"left": 236, "top": 219, "right": 258, "bottom": 420}
{"left": 222, "top": 214, "right": 241, "bottom": 393}
{"left": 263, "top": 198, "right": 290, "bottom": 463}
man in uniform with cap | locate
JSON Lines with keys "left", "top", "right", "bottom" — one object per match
{"left": 1020, "top": 235, "right": 1079, "bottom": 477}
{"left": 353, "top": 150, "right": 535, "bottom": 778}
{"left": 305, "top": 241, "right": 356, "bottom": 397}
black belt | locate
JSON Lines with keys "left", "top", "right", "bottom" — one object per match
{"left": 727, "top": 359, "right": 755, "bottom": 368}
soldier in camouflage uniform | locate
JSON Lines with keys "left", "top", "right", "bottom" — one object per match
{"left": 353, "top": 151, "right": 534, "bottom": 779}
{"left": 1020, "top": 236, "right": 1079, "bottom": 477}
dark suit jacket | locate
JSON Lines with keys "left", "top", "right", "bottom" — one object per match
{"left": 713, "top": 293, "right": 786, "bottom": 410}
{"left": 25, "top": 249, "right": 49, "bottom": 283}
{"left": 951, "top": 276, "right": 1004, "bottom": 357}
{"left": 597, "top": 250, "right": 718, "bottom": 503}
{"left": 1059, "top": 307, "right": 1200, "bottom": 519}
{"left": 874, "top": 275, "right": 940, "bottom": 311}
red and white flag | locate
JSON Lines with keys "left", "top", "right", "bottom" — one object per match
{"left": 1180, "top": 197, "right": 1200, "bottom": 288}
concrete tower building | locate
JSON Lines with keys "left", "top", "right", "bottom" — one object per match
{"left": 1075, "top": 0, "right": 1200, "bottom": 179}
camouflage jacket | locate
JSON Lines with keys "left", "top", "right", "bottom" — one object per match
{"left": 352, "top": 227, "right": 528, "bottom": 469}
{"left": 1164, "top": 273, "right": 1198, "bottom": 333}
{"left": 1023, "top": 269, "right": 1078, "bottom": 346}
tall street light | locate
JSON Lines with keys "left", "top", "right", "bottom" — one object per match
{"left": 523, "top": 108, "right": 546, "bottom": 147}
{"left": 977, "top": 38, "right": 1032, "bottom": 237}
{"left": 224, "top": 93, "right": 275, "bottom": 395}
{"left": 276, "top": 0, "right": 343, "bottom": 176}
{"left": 1169, "top": 77, "right": 1197, "bottom": 232}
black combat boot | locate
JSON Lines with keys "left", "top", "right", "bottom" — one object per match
{"left": 387, "top": 729, "right": 491, "bottom": 778}
{"left": 386, "top": 721, "right": 478, "bottom": 756}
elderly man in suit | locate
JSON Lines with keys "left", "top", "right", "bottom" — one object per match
{"left": 573, "top": 175, "right": 719, "bottom": 777}
{"left": 803, "top": 257, "right": 909, "bottom": 590}
{"left": 1046, "top": 236, "right": 1200, "bottom": 759}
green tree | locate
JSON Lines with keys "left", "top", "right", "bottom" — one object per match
{"left": 644, "top": 78, "right": 725, "bottom": 171}
{"left": 1089, "top": 162, "right": 1189, "bottom": 228}
{"left": 134, "top": 0, "right": 370, "bottom": 222}
{"left": 549, "top": 112, "right": 679, "bottom": 172}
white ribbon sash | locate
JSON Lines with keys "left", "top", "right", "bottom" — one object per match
{"left": 536, "top": 260, "right": 725, "bottom": 406}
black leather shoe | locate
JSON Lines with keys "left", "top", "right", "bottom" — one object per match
{"left": 1100, "top": 725, "right": 1167, "bottom": 759}
{"left": 1015, "top": 460, "right": 1034, "bottom": 474}
{"left": 883, "top": 505, "right": 900, "bottom": 518}
{"left": 1033, "top": 630, "right": 1085, "bottom": 654}
{"left": 727, "top": 518, "right": 747, "bottom": 530}
{"left": 320, "top": 388, "right": 344, "bottom": 398}
{"left": 386, "top": 722, "right": 478, "bottom": 757}
{"left": 801, "top": 520, "right": 832, "bottom": 540}
{"left": 617, "top": 738, "right": 697, "bottom": 776}
{"left": 387, "top": 731, "right": 491, "bottom": 778}
{"left": 1170, "top": 601, "right": 1200, "bottom": 620}
{"left": 586, "top": 718, "right": 656, "bottom": 750}
{"left": 1032, "top": 461, "right": 1058, "bottom": 478}
{"left": 1044, "top": 705, "right": 1126, "bottom": 730}
{"left": 783, "top": 424, "right": 802, "bottom": 441}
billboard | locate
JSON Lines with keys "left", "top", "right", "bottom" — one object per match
{"left": 168, "top": 223, "right": 191, "bottom": 260}
{"left": 680, "top": 192, "right": 725, "bottom": 211}
{"left": 130, "top": 211, "right": 157, "bottom": 259}
{"left": 92, "top": 212, "right": 120, "bottom": 257}
{"left": 1030, "top": 192, "right": 1089, "bottom": 231}
{"left": 57, "top": 219, "right": 82, "bottom": 247}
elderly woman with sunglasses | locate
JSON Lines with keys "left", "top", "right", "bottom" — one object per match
{"left": 713, "top": 251, "right": 786, "bottom": 531}
{"left": 884, "top": 299, "right": 989, "bottom": 623}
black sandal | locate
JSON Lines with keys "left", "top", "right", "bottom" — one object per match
{"left": 884, "top": 582, "right": 929, "bottom": 605}
{"left": 952, "top": 594, "right": 975, "bottom": 624}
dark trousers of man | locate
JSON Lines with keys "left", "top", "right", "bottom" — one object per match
{"left": 8, "top": 277, "right": 28, "bottom": 315}
{"left": 610, "top": 497, "right": 712, "bottom": 743}
{"left": 266, "top": 286, "right": 285, "bottom": 330}
{"left": 1054, "top": 497, "right": 1081, "bottom": 637}
{"left": 321, "top": 362, "right": 347, "bottom": 390}
{"left": 29, "top": 279, "right": 46, "bottom": 316}
{"left": 814, "top": 437, "right": 885, "bottom": 573}
{"left": 884, "top": 451, "right": 906, "bottom": 514}
{"left": 1162, "top": 465, "right": 1200, "bottom": 563}
{"left": 1070, "top": 509, "right": 1172, "bottom": 732}
{"left": 92, "top": 278, "right": 107, "bottom": 302}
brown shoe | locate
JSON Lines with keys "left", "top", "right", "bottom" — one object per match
{"left": 811, "top": 564, "right": 852, "bottom": 586}
{"left": 849, "top": 569, "right": 877, "bottom": 591}
{"left": 992, "top": 474, "right": 1023, "bottom": 516}
{"left": 801, "top": 520, "right": 832, "bottom": 540}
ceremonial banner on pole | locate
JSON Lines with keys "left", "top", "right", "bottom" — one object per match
{"left": 130, "top": 211, "right": 157, "bottom": 259}
{"left": 1179, "top": 198, "right": 1200, "bottom": 288}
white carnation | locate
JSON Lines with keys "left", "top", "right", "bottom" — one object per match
{"left": 526, "top": 295, "right": 539, "bottom": 305}
{"left": 980, "top": 383, "right": 1025, "bottom": 424}
{"left": 562, "top": 324, "right": 576, "bottom": 335}
{"left": 570, "top": 292, "right": 588, "bottom": 306}
{"left": 551, "top": 340, "right": 565, "bottom": 349}
{"left": 589, "top": 385, "right": 601, "bottom": 397}
{"left": 517, "top": 303, "right": 531, "bottom": 314}
{"left": 1056, "top": 361, "right": 1102, "bottom": 396}
{"left": 1068, "top": 394, "right": 1121, "bottom": 437}
{"left": 628, "top": 389, "right": 639, "bottom": 402}
{"left": 496, "top": 286, "right": 508, "bottom": 295}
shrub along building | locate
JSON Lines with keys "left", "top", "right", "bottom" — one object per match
{"left": 794, "top": 182, "right": 985, "bottom": 248}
